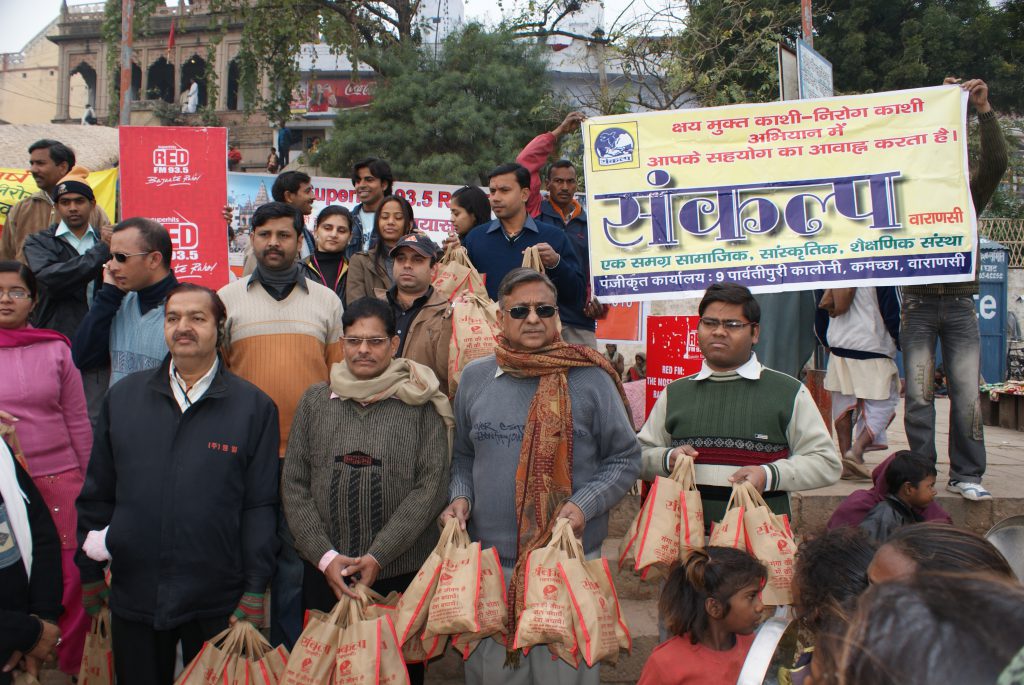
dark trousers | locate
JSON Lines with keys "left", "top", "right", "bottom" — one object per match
{"left": 111, "top": 612, "right": 230, "bottom": 685}
{"left": 302, "top": 562, "right": 424, "bottom": 685}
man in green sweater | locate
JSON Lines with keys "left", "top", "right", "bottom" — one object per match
{"left": 902, "top": 78, "right": 1008, "bottom": 502}
{"left": 638, "top": 282, "right": 841, "bottom": 523}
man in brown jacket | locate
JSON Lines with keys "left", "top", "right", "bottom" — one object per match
{"left": 1, "top": 140, "right": 109, "bottom": 262}
{"left": 376, "top": 233, "right": 452, "bottom": 395}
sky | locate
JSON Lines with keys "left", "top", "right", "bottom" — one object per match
{"left": 0, "top": 0, "right": 659, "bottom": 54}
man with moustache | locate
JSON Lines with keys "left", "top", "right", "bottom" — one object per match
{"left": 1, "top": 140, "right": 109, "bottom": 262}
{"left": 218, "top": 201, "right": 343, "bottom": 649}
{"left": 75, "top": 284, "right": 279, "bottom": 685}
{"left": 347, "top": 157, "right": 394, "bottom": 257}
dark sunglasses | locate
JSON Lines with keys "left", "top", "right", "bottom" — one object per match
{"left": 505, "top": 304, "right": 558, "bottom": 319}
{"left": 111, "top": 250, "right": 152, "bottom": 263}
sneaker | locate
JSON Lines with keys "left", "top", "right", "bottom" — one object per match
{"left": 947, "top": 480, "right": 993, "bottom": 501}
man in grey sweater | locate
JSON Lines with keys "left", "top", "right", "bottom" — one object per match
{"left": 441, "top": 268, "right": 640, "bottom": 684}
{"left": 282, "top": 296, "right": 452, "bottom": 685}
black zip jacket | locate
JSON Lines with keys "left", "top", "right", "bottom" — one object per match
{"left": 75, "top": 356, "right": 280, "bottom": 630}
{"left": 22, "top": 223, "right": 109, "bottom": 339}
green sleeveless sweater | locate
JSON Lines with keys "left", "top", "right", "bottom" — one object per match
{"left": 665, "top": 369, "right": 804, "bottom": 521}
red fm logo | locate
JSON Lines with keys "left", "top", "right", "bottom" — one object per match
{"left": 153, "top": 145, "right": 190, "bottom": 168}
{"left": 440, "top": 572, "right": 453, "bottom": 583}
{"left": 300, "top": 657, "right": 313, "bottom": 672}
{"left": 163, "top": 213, "right": 200, "bottom": 250}
{"left": 777, "top": 539, "right": 789, "bottom": 552}
{"left": 543, "top": 584, "right": 559, "bottom": 600}
{"left": 338, "top": 659, "right": 352, "bottom": 676}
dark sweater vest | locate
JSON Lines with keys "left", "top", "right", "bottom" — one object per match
{"left": 664, "top": 369, "right": 803, "bottom": 521}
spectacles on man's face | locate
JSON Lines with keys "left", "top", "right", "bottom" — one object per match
{"left": 505, "top": 304, "right": 558, "bottom": 319}
{"left": 698, "top": 317, "right": 756, "bottom": 332}
{"left": 111, "top": 251, "right": 152, "bottom": 263}
{"left": 342, "top": 336, "right": 391, "bottom": 348}
{"left": 0, "top": 288, "right": 30, "bottom": 300}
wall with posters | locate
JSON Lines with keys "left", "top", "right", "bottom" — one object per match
{"left": 226, "top": 172, "right": 477, "bottom": 275}
{"left": 120, "top": 127, "right": 230, "bottom": 290}
{"left": 582, "top": 85, "right": 975, "bottom": 303}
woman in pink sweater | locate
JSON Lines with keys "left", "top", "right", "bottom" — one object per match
{"left": 0, "top": 261, "right": 92, "bottom": 676}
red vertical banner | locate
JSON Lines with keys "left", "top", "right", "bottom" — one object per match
{"left": 645, "top": 316, "right": 704, "bottom": 419}
{"left": 119, "top": 127, "right": 230, "bottom": 289}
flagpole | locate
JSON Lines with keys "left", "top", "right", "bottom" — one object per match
{"left": 119, "top": 0, "right": 134, "bottom": 125}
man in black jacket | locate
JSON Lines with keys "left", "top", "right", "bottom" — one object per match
{"left": 75, "top": 284, "right": 280, "bottom": 685}
{"left": 22, "top": 170, "right": 111, "bottom": 420}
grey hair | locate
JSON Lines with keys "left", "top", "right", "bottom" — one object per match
{"left": 496, "top": 267, "right": 558, "bottom": 306}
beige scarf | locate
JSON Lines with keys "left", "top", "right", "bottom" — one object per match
{"left": 329, "top": 357, "right": 455, "bottom": 457}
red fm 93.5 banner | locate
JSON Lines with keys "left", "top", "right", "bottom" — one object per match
{"left": 120, "top": 127, "right": 230, "bottom": 289}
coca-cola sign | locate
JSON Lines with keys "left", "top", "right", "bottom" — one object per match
{"left": 290, "top": 78, "right": 375, "bottom": 115}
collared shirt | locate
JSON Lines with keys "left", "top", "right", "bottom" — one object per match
{"left": 54, "top": 221, "right": 98, "bottom": 256}
{"left": 386, "top": 286, "right": 433, "bottom": 356}
{"left": 694, "top": 353, "right": 763, "bottom": 381}
{"left": 169, "top": 358, "right": 219, "bottom": 412}
{"left": 484, "top": 214, "right": 542, "bottom": 245}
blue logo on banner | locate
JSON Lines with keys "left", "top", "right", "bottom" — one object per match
{"left": 595, "top": 128, "right": 635, "bottom": 166}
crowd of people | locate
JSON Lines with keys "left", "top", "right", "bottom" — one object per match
{"left": 1, "top": 77, "right": 1021, "bottom": 685}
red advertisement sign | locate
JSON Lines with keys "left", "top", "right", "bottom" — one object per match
{"left": 120, "top": 127, "right": 230, "bottom": 289}
{"left": 645, "top": 316, "right": 704, "bottom": 419}
{"left": 290, "top": 78, "right": 375, "bottom": 115}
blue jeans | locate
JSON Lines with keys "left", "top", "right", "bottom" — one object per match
{"left": 271, "top": 506, "right": 303, "bottom": 649}
{"left": 901, "top": 293, "right": 986, "bottom": 483}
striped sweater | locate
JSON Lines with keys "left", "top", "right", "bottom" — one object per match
{"left": 218, "top": 276, "right": 344, "bottom": 455}
{"left": 281, "top": 384, "right": 450, "bottom": 579}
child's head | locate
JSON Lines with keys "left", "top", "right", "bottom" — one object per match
{"left": 883, "top": 450, "right": 937, "bottom": 508}
{"left": 869, "top": 522, "right": 1015, "bottom": 584}
{"left": 793, "top": 527, "right": 876, "bottom": 636}
{"left": 660, "top": 547, "right": 767, "bottom": 645}
{"left": 824, "top": 572, "right": 1024, "bottom": 685}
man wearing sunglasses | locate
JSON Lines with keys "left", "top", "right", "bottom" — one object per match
{"left": 71, "top": 218, "right": 178, "bottom": 394}
{"left": 441, "top": 268, "right": 639, "bottom": 684}
{"left": 638, "top": 282, "right": 840, "bottom": 524}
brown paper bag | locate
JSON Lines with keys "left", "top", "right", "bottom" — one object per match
{"left": 367, "top": 588, "right": 444, "bottom": 663}
{"left": 424, "top": 522, "right": 482, "bottom": 638}
{"left": 708, "top": 482, "right": 748, "bottom": 550}
{"left": 451, "top": 547, "right": 508, "bottom": 659}
{"left": 395, "top": 519, "right": 465, "bottom": 644}
{"left": 560, "top": 555, "right": 629, "bottom": 667}
{"left": 433, "top": 245, "right": 487, "bottom": 301}
{"left": 513, "top": 519, "right": 581, "bottom": 655}
{"left": 677, "top": 455, "right": 705, "bottom": 556}
{"left": 335, "top": 588, "right": 410, "bottom": 685}
{"left": 12, "top": 674, "right": 41, "bottom": 685}
{"left": 174, "top": 626, "right": 233, "bottom": 685}
{"left": 78, "top": 607, "right": 114, "bottom": 685}
{"left": 448, "top": 292, "right": 501, "bottom": 396}
{"left": 521, "top": 245, "right": 545, "bottom": 272}
{"left": 281, "top": 599, "right": 347, "bottom": 685}
{"left": 740, "top": 483, "right": 797, "bottom": 605}
{"left": 619, "top": 454, "right": 701, "bottom": 580}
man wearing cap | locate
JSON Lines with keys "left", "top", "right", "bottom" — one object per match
{"left": 375, "top": 233, "right": 451, "bottom": 395}
{"left": 1, "top": 140, "right": 109, "bottom": 262}
{"left": 22, "top": 168, "right": 111, "bottom": 340}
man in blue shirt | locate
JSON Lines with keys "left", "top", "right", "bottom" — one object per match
{"left": 463, "top": 163, "right": 587, "bottom": 337}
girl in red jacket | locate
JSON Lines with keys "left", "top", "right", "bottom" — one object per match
{"left": 639, "top": 547, "right": 766, "bottom": 685}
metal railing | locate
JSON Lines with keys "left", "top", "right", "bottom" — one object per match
{"left": 980, "top": 218, "right": 1024, "bottom": 268}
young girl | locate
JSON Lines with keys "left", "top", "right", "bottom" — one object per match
{"left": 345, "top": 195, "right": 415, "bottom": 303}
{"left": 302, "top": 205, "right": 352, "bottom": 301}
{"left": 639, "top": 547, "right": 767, "bottom": 685}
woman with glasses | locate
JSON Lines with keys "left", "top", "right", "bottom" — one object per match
{"left": 0, "top": 260, "right": 91, "bottom": 677}
{"left": 345, "top": 195, "right": 417, "bottom": 304}
{"left": 302, "top": 206, "right": 352, "bottom": 302}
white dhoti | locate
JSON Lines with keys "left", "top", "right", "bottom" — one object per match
{"left": 826, "top": 356, "right": 900, "bottom": 451}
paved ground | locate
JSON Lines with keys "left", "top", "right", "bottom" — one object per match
{"left": 36, "top": 394, "right": 1024, "bottom": 683}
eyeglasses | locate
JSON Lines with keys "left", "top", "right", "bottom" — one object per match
{"left": 698, "top": 317, "right": 756, "bottom": 331}
{"left": 342, "top": 336, "right": 391, "bottom": 348}
{"left": 505, "top": 304, "right": 558, "bottom": 319}
{"left": 0, "top": 288, "right": 30, "bottom": 300}
{"left": 111, "top": 251, "right": 152, "bottom": 263}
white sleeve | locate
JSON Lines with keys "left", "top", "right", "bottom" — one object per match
{"left": 771, "top": 385, "right": 842, "bottom": 491}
